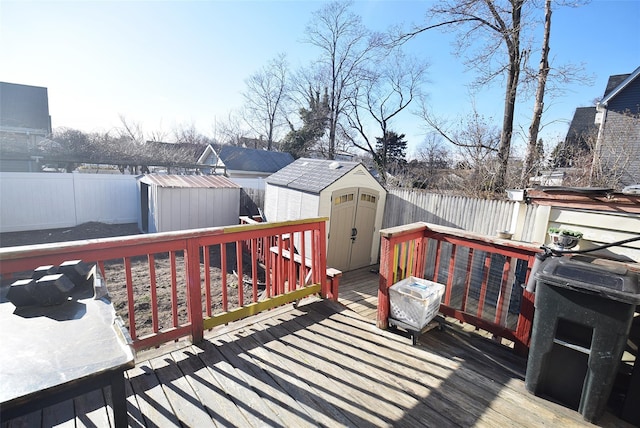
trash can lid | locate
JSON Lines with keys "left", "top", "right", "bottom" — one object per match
{"left": 536, "top": 256, "right": 640, "bottom": 304}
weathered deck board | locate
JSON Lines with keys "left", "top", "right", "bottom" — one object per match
{"left": 2, "top": 294, "right": 634, "bottom": 427}
{"left": 338, "top": 265, "right": 379, "bottom": 321}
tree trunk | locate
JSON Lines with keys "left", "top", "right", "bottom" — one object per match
{"left": 494, "top": 0, "right": 523, "bottom": 193}
{"left": 521, "top": 0, "right": 551, "bottom": 188}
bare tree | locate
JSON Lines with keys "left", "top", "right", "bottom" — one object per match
{"left": 399, "top": 0, "right": 531, "bottom": 192}
{"left": 520, "top": 0, "right": 551, "bottom": 187}
{"left": 214, "top": 111, "right": 246, "bottom": 147}
{"left": 346, "top": 50, "right": 429, "bottom": 181}
{"left": 242, "top": 53, "right": 289, "bottom": 150}
{"left": 172, "top": 122, "right": 213, "bottom": 146}
{"left": 420, "top": 101, "right": 504, "bottom": 194}
{"left": 304, "top": 0, "right": 383, "bottom": 159}
{"left": 117, "top": 115, "right": 145, "bottom": 144}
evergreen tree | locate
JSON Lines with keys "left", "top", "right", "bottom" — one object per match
{"left": 281, "top": 88, "right": 330, "bottom": 158}
{"left": 375, "top": 131, "right": 407, "bottom": 179}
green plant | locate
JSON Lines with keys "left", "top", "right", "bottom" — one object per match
{"left": 547, "top": 227, "right": 583, "bottom": 238}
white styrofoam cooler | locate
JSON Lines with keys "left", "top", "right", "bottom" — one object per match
{"left": 389, "top": 276, "right": 445, "bottom": 330}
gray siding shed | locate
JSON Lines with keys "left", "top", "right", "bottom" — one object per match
{"left": 138, "top": 174, "right": 241, "bottom": 233}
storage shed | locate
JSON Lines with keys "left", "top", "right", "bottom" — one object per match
{"left": 265, "top": 158, "right": 386, "bottom": 271}
{"left": 138, "top": 174, "right": 241, "bottom": 233}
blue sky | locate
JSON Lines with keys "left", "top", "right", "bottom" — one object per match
{"left": 1, "top": 0, "right": 638, "bottom": 158}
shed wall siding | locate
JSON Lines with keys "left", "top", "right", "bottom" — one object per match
{"left": 154, "top": 187, "right": 240, "bottom": 232}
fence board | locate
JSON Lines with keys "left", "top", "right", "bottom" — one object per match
{"left": 383, "top": 189, "right": 516, "bottom": 236}
{"left": 0, "top": 172, "right": 138, "bottom": 233}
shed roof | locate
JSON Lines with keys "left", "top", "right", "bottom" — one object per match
{"left": 218, "top": 146, "right": 294, "bottom": 173}
{"left": 139, "top": 174, "right": 240, "bottom": 189}
{"left": 266, "top": 158, "right": 363, "bottom": 194}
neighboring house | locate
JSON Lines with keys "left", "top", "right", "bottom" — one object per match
{"left": 0, "top": 82, "right": 52, "bottom": 172}
{"left": 142, "top": 141, "right": 221, "bottom": 174}
{"left": 556, "top": 107, "right": 597, "bottom": 167}
{"left": 593, "top": 66, "right": 640, "bottom": 185}
{"left": 200, "top": 145, "right": 294, "bottom": 189}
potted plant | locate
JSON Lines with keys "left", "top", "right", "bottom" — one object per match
{"left": 547, "top": 227, "right": 583, "bottom": 249}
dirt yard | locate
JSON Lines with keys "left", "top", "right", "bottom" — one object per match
{"left": 0, "top": 222, "right": 261, "bottom": 339}
{"left": 0, "top": 222, "right": 141, "bottom": 247}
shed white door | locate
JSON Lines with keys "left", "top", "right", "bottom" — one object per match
{"left": 327, "top": 187, "right": 379, "bottom": 271}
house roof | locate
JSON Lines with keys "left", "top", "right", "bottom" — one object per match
{"left": 266, "top": 158, "right": 362, "bottom": 194}
{"left": 139, "top": 174, "right": 240, "bottom": 189}
{"left": 218, "top": 146, "right": 294, "bottom": 173}
{"left": 601, "top": 66, "right": 640, "bottom": 106}
{"left": 0, "top": 82, "right": 51, "bottom": 132}
{"left": 564, "top": 107, "right": 597, "bottom": 145}
{"left": 144, "top": 142, "right": 215, "bottom": 165}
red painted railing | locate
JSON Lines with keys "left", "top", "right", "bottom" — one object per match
{"left": 0, "top": 218, "right": 334, "bottom": 352}
{"left": 377, "top": 222, "right": 541, "bottom": 355}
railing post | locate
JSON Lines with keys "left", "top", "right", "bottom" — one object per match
{"left": 185, "top": 239, "right": 204, "bottom": 344}
{"left": 514, "top": 289, "right": 535, "bottom": 356}
{"left": 514, "top": 254, "right": 537, "bottom": 356}
{"left": 317, "top": 221, "right": 328, "bottom": 298}
{"left": 377, "top": 234, "right": 393, "bottom": 329}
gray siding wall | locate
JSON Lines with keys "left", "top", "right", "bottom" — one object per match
{"left": 600, "top": 110, "right": 640, "bottom": 186}
{"left": 607, "top": 77, "right": 640, "bottom": 114}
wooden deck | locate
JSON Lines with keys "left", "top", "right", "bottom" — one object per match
{"left": 2, "top": 270, "right": 634, "bottom": 427}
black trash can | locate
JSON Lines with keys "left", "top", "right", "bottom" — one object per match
{"left": 525, "top": 256, "right": 640, "bottom": 423}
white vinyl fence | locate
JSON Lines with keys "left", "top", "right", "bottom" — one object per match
{"left": 0, "top": 172, "right": 138, "bottom": 233}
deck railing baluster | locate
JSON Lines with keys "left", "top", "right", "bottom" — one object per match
{"left": 169, "top": 251, "right": 179, "bottom": 328}
{"left": 203, "top": 247, "right": 212, "bottom": 317}
{"left": 124, "top": 257, "right": 136, "bottom": 340}
{"left": 378, "top": 222, "right": 540, "bottom": 355}
{"left": 0, "top": 218, "right": 330, "bottom": 352}
{"left": 148, "top": 254, "right": 159, "bottom": 333}
{"left": 219, "top": 243, "right": 228, "bottom": 312}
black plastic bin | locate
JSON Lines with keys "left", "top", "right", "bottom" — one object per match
{"left": 525, "top": 256, "right": 640, "bottom": 423}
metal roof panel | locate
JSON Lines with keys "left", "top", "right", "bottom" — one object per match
{"left": 139, "top": 174, "right": 240, "bottom": 188}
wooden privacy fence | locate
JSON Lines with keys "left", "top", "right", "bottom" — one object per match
{"left": 383, "top": 189, "right": 516, "bottom": 235}
{"left": 0, "top": 218, "right": 335, "bottom": 352}
{"left": 377, "top": 222, "right": 541, "bottom": 355}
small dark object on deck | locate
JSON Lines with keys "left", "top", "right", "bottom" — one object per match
{"left": 58, "top": 260, "right": 91, "bottom": 289}
{"left": 7, "top": 279, "right": 38, "bottom": 307}
{"left": 7, "top": 261, "right": 99, "bottom": 308}
{"left": 32, "top": 265, "right": 57, "bottom": 280}
{"left": 29, "top": 274, "right": 75, "bottom": 306}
